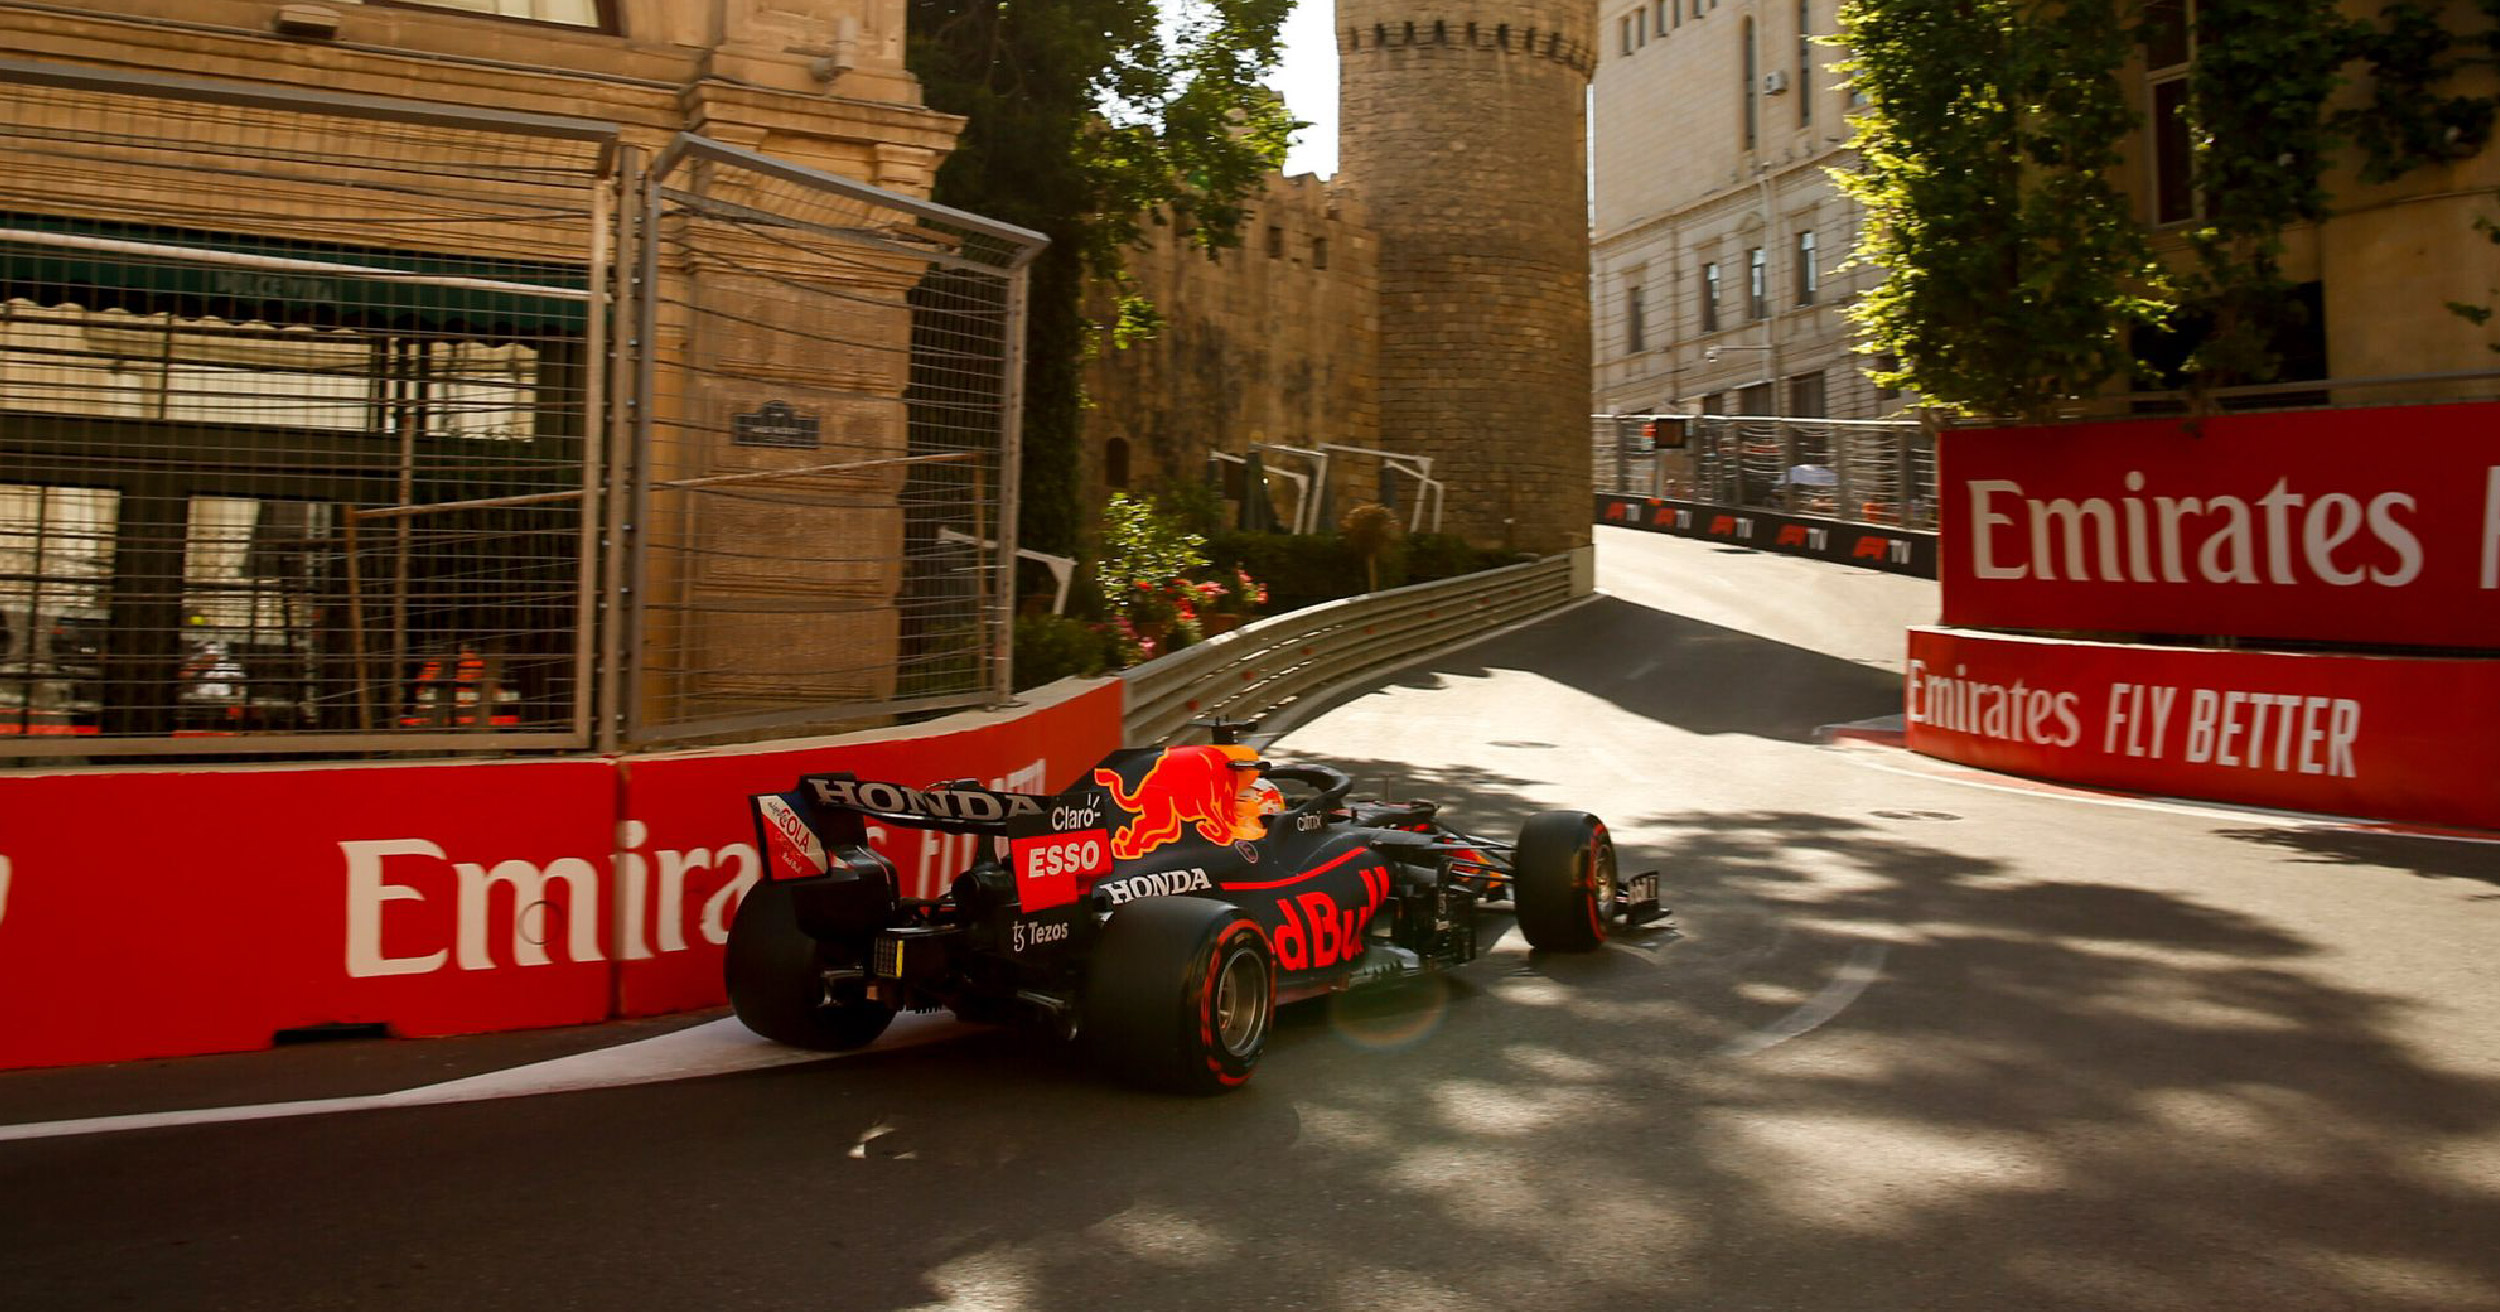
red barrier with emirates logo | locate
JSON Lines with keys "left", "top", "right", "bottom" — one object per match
{"left": 1942, "top": 403, "right": 2500, "bottom": 649}
{"left": 1906, "top": 627, "right": 2500, "bottom": 830}
{"left": 0, "top": 759, "right": 617, "bottom": 1070}
{"left": 610, "top": 678, "right": 1124, "bottom": 1017}
{"left": 0, "top": 679, "right": 1125, "bottom": 1071}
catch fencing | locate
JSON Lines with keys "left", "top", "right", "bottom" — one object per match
{"left": 1593, "top": 413, "right": 1934, "bottom": 529}
{"left": 0, "top": 59, "right": 1041, "bottom": 760}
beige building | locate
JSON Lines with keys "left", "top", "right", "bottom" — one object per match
{"left": 0, "top": 0, "right": 1034, "bottom": 754}
{"left": 2116, "top": 0, "right": 2499, "bottom": 394}
{"left": 1590, "top": 0, "right": 1892, "bottom": 422}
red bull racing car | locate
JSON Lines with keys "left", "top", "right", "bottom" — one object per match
{"left": 734, "top": 722, "right": 1665, "bottom": 1093}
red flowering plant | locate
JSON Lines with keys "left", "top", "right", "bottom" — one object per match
{"left": 1214, "top": 566, "right": 1269, "bottom": 617}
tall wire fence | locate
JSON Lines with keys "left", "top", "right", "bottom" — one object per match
{"left": 631, "top": 138, "right": 1038, "bottom": 744}
{"left": 0, "top": 61, "right": 1040, "bottom": 761}
{"left": 1591, "top": 413, "right": 1935, "bottom": 528}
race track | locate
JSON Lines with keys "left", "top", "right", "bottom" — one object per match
{"left": 5, "top": 525, "right": 2499, "bottom": 1312}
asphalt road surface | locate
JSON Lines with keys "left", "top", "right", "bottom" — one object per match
{"left": 6, "top": 525, "right": 2499, "bottom": 1312}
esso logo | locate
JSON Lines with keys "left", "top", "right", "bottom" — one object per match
{"left": 1026, "top": 835, "right": 1106, "bottom": 879}
{"left": 1009, "top": 830, "right": 1111, "bottom": 912}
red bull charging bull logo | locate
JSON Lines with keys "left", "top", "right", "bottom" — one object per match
{"left": 1093, "top": 745, "right": 1265, "bottom": 860}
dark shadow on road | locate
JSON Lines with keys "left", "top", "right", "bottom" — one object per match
{"left": 5, "top": 761, "right": 2498, "bottom": 1312}
{"left": 2214, "top": 825, "right": 2500, "bottom": 896}
{"left": 1294, "top": 593, "right": 1903, "bottom": 744}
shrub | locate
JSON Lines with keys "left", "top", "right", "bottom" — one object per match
{"left": 1012, "top": 614, "right": 1114, "bottom": 691}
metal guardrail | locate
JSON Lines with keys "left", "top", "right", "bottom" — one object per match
{"left": 1119, "top": 554, "right": 1578, "bottom": 745}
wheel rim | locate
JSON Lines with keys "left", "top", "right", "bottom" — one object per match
{"left": 1589, "top": 838, "right": 1617, "bottom": 904}
{"left": 1211, "top": 946, "right": 1270, "bottom": 1056}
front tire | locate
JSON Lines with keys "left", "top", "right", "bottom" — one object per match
{"left": 1512, "top": 810, "right": 1616, "bottom": 953}
{"left": 724, "top": 881, "right": 894, "bottom": 1050}
{"left": 1083, "top": 897, "right": 1275, "bottom": 1094}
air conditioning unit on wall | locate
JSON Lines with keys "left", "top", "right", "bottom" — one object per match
{"left": 1761, "top": 70, "right": 1789, "bottom": 94}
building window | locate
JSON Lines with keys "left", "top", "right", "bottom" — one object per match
{"left": 1626, "top": 282, "right": 1648, "bottom": 353}
{"left": 1742, "top": 19, "right": 1759, "bottom": 150}
{"left": 362, "top": 0, "right": 614, "bottom": 28}
{"left": 1266, "top": 225, "right": 1284, "bottom": 258}
{"left": 2145, "top": 0, "right": 2197, "bottom": 225}
{"left": 1700, "top": 262, "right": 1721, "bottom": 333}
{"left": 1873, "top": 352, "right": 1901, "bottom": 401}
{"left": 1104, "top": 436, "right": 1131, "bottom": 490}
{"left": 1798, "top": 0, "right": 1814, "bottom": 126}
{"left": 1787, "top": 370, "right": 1826, "bottom": 419}
{"left": 1661, "top": 0, "right": 1676, "bottom": 30}
{"left": 1795, "top": 229, "right": 1817, "bottom": 305}
{"left": 1311, "top": 235, "right": 1329, "bottom": 269}
{"left": 1622, "top": 15, "right": 1636, "bottom": 54}
{"left": 1736, "top": 381, "right": 1772, "bottom": 415}
{"left": 1636, "top": 7, "right": 1647, "bottom": 44}
{"left": 1747, "top": 246, "right": 1767, "bottom": 319}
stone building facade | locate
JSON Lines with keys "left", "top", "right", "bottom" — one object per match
{"left": 0, "top": 0, "right": 993, "bottom": 748}
{"left": 1083, "top": 0, "right": 1599, "bottom": 556}
{"left": 1590, "top": 0, "right": 1896, "bottom": 423}
{"left": 1338, "top": 0, "right": 1596, "bottom": 554}
{"left": 1594, "top": 0, "right": 2500, "bottom": 422}
{"left": 1079, "top": 173, "right": 1380, "bottom": 508}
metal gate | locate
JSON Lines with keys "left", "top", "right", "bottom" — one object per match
{"left": 0, "top": 59, "right": 1041, "bottom": 761}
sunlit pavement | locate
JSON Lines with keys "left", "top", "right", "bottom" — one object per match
{"left": 4, "top": 525, "right": 2497, "bottom": 1312}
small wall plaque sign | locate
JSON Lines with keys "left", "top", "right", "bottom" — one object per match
{"left": 733, "top": 399, "right": 822, "bottom": 449}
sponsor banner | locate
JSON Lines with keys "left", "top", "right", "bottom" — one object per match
{"left": 1905, "top": 627, "right": 2500, "bottom": 831}
{"left": 0, "top": 678, "right": 1125, "bottom": 1071}
{"left": 612, "top": 679, "right": 1124, "bottom": 1017}
{"left": 1940, "top": 402, "right": 2500, "bottom": 649}
{"left": 0, "top": 760, "right": 617, "bottom": 1070}
{"left": 1595, "top": 493, "right": 1938, "bottom": 577}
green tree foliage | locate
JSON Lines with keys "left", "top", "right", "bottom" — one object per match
{"left": 907, "top": 0, "right": 1297, "bottom": 556}
{"left": 2177, "top": 0, "right": 2354, "bottom": 382}
{"left": 1838, "top": 0, "right": 2500, "bottom": 412}
{"left": 1834, "top": 0, "right": 2168, "bottom": 419}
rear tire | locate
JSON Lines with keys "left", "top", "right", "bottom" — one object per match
{"left": 1513, "top": 811, "right": 1616, "bottom": 953}
{"left": 1083, "top": 897, "right": 1275, "bottom": 1094}
{"left": 724, "top": 881, "right": 894, "bottom": 1051}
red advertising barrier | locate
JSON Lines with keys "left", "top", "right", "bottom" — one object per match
{"left": 611, "top": 679, "right": 1125, "bottom": 1017}
{"left": 0, "top": 679, "right": 1126, "bottom": 1071}
{"left": 1942, "top": 403, "right": 2500, "bottom": 649}
{"left": 1906, "top": 627, "right": 2500, "bottom": 830}
{"left": 0, "top": 759, "right": 617, "bottom": 1070}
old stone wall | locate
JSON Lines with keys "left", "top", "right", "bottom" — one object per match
{"left": 1338, "top": 0, "right": 1596, "bottom": 554}
{"left": 1079, "top": 173, "right": 1381, "bottom": 516}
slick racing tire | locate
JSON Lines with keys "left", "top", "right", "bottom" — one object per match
{"left": 724, "top": 881, "right": 895, "bottom": 1051}
{"left": 1083, "top": 897, "right": 1275, "bottom": 1094}
{"left": 1512, "top": 810, "right": 1617, "bottom": 953}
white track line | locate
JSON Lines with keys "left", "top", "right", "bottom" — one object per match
{"left": 0, "top": 1014, "right": 970, "bottom": 1144}
{"left": 1715, "top": 941, "right": 1891, "bottom": 1059}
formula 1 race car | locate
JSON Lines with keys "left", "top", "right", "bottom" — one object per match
{"left": 733, "top": 721, "right": 1665, "bottom": 1093}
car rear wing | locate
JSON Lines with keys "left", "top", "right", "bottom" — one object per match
{"left": 749, "top": 772, "right": 1064, "bottom": 883}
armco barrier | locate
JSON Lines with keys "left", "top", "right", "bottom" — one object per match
{"left": 1596, "top": 493, "right": 1938, "bottom": 577}
{"left": 0, "top": 678, "right": 1123, "bottom": 1071}
{"left": 1121, "top": 553, "right": 1584, "bottom": 744}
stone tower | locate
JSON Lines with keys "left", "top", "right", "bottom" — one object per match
{"left": 1337, "top": 0, "right": 1596, "bottom": 554}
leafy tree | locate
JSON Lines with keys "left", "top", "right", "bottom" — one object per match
{"left": 907, "top": 0, "right": 1298, "bottom": 556}
{"left": 1834, "top": 0, "right": 2168, "bottom": 420}
{"left": 1837, "top": 0, "right": 2500, "bottom": 413}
